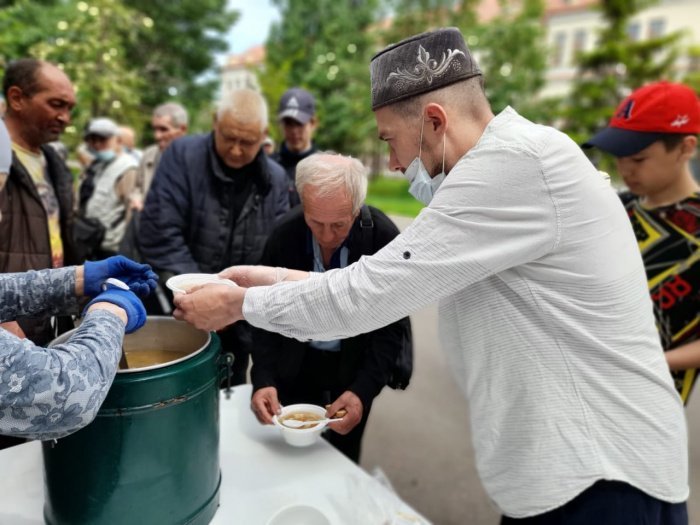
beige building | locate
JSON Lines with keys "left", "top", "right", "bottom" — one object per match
{"left": 219, "top": 45, "right": 265, "bottom": 100}
{"left": 543, "top": 0, "right": 700, "bottom": 98}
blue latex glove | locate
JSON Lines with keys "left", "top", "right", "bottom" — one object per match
{"left": 84, "top": 286, "right": 147, "bottom": 334}
{"left": 84, "top": 255, "right": 158, "bottom": 298}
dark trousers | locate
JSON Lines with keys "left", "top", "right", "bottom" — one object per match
{"left": 501, "top": 480, "right": 688, "bottom": 525}
{"left": 277, "top": 349, "right": 370, "bottom": 464}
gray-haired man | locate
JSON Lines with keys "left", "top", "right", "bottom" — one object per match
{"left": 130, "top": 102, "right": 189, "bottom": 212}
{"left": 141, "top": 89, "right": 289, "bottom": 385}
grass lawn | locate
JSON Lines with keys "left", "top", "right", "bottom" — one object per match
{"left": 365, "top": 176, "right": 423, "bottom": 218}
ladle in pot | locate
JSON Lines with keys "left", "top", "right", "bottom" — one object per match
{"left": 119, "top": 349, "right": 129, "bottom": 370}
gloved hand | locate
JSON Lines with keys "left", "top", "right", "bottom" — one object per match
{"left": 84, "top": 285, "right": 147, "bottom": 334}
{"left": 84, "top": 255, "right": 158, "bottom": 298}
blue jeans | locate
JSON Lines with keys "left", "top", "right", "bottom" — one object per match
{"left": 501, "top": 481, "right": 687, "bottom": 525}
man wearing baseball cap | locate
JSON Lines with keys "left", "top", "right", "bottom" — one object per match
{"left": 272, "top": 87, "right": 318, "bottom": 206}
{"left": 584, "top": 81, "right": 700, "bottom": 406}
{"left": 76, "top": 116, "right": 138, "bottom": 260}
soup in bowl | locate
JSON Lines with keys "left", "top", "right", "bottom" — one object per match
{"left": 272, "top": 404, "right": 328, "bottom": 447}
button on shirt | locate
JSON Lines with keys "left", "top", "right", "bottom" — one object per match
{"left": 243, "top": 108, "right": 688, "bottom": 517}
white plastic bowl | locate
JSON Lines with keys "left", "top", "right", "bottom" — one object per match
{"left": 165, "top": 273, "right": 238, "bottom": 294}
{"left": 272, "top": 404, "right": 327, "bottom": 447}
{"left": 265, "top": 504, "right": 331, "bottom": 525}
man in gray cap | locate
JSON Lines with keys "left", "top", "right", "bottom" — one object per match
{"left": 272, "top": 87, "right": 318, "bottom": 206}
{"left": 76, "top": 117, "right": 138, "bottom": 261}
{"left": 172, "top": 28, "right": 688, "bottom": 524}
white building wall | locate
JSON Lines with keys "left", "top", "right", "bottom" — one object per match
{"left": 542, "top": 0, "right": 700, "bottom": 98}
{"left": 219, "top": 69, "right": 261, "bottom": 102}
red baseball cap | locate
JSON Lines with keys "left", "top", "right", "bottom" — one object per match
{"left": 583, "top": 81, "right": 700, "bottom": 157}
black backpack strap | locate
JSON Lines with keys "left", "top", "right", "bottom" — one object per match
{"left": 359, "top": 205, "right": 374, "bottom": 255}
{"left": 359, "top": 204, "right": 373, "bottom": 229}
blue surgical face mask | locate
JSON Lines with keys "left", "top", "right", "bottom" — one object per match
{"left": 404, "top": 117, "right": 446, "bottom": 206}
{"left": 94, "top": 150, "right": 116, "bottom": 163}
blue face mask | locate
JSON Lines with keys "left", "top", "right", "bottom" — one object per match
{"left": 94, "top": 150, "right": 116, "bottom": 163}
{"left": 404, "top": 117, "right": 446, "bottom": 206}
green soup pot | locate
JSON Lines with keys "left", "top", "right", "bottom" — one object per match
{"left": 43, "top": 317, "right": 223, "bottom": 525}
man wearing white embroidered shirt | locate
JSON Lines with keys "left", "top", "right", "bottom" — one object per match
{"left": 173, "top": 28, "right": 688, "bottom": 523}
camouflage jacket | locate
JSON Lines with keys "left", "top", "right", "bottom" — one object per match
{"left": 0, "top": 267, "right": 122, "bottom": 439}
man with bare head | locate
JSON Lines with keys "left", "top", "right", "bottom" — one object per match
{"left": 0, "top": 59, "right": 77, "bottom": 339}
{"left": 118, "top": 125, "right": 141, "bottom": 163}
{"left": 0, "top": 58, "right": 78, "bottom": 449}
{"left": 129, "top": 102, "right": 188, "bottom": 212}
{"left": 139, "top": 88, "right": 289, "bottom": 385}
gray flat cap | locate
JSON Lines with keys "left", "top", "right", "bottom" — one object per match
{"left": 370, "top": 27, "right": 482, "bottom": 110}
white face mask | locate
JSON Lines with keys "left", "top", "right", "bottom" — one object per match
{"left": 404, "top": 117, "right": 446, "bottom": 206}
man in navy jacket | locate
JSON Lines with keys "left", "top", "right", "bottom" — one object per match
{"left": 139, "top": 89, "right": 289, "bottom": 384}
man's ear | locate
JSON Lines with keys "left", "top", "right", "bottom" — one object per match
{"left": 424, "top": 102, "right": 447, "bottom": 134}
{"left": 211, "top": 111, "right": 218, "bottom": 127}
{"left": 681, "top": 135, "right": 698, "bottom": 159}
{"left": 6, "top": 86, "right": 24, "bottom": 112}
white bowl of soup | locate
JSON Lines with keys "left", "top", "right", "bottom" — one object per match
{"left": 272, "top": 404, "right": 327, "bottom": 447}
{"left": 166, "top": 273, "right": 238, "bottom": 294}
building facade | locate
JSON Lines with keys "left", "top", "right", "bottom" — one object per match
{"left": 543, "top": 0, "right": 700, "bottom": 98}
{"left": 219, "top": 45, "right": 265, "bottom": 101}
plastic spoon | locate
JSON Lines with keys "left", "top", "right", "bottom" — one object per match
{"left": 280, "top": 417, "right": 344, "bottom": 429}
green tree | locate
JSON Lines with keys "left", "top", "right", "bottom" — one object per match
{"left": 473, "top": 0, "right": 549, "bottom": 120}
{"left": 262, "top": 0, "right": 381, "bottom": 157}
{"left": 379, "top": 0, "right": 478, "bottom": 42}
{"left": 120, "top": 0, "right": 237, "bottom": 119}
{"left": 561, "top": 0, "right": 683, "bottom": 151}
{"left": 0, "top": 0, "right": 237, "bottom": 143}
{"left": 683, "top": 44, "right": 700, "bottom": 92}
{"left": 30, "top": 0, "right": 147, "bottom": 139}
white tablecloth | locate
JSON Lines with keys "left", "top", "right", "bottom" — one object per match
{"left": 0, "top": 385, "right": 429, "bottom": 525}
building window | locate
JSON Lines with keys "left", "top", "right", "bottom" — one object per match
{"left": 572, "top": 29, "right": 587, "bottom": 56}
{"left": 648, "top": 18, "right": 666, "bottom": 38}
{"left": 627, "top": 22, "right": 641, "bottom": 41}
{"left": 551, "top": 31, "right": 567, "bottom": 67}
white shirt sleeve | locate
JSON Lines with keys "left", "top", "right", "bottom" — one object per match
{"left": 244, "top": 151, "right": 558, "bottom": 341}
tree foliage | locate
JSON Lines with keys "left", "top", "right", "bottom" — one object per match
{"left": 120, "top": 0, "right": 237, "bottom": 113}
{"left": 473, "top": 0, "right": 548, "bottom": 120}
{"left": 380, "top": 0, "right": 478, "bottom": 41}
{"left": 30, "top": 0, "right": 146, "bottom": 133}
{"left": 561, "top": 0, "right": 682, "bottom": 149}
{"left": 0, "top": 0, "right": 237, "bottom": 146}
{"left": 262, "top": 0, "right": 380, "bottom": 157}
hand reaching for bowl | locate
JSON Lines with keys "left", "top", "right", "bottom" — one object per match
{"left": 251, "top": 386, "right": 281, "bottom": 425}
{"left": 218, "top": 265, "right": 310, "bottom": 288}
{"left": 325, "top": 391, "right": 363, "bottom": 435}
{"left": 173, "top": 283, "right": 246, "bottom": 331}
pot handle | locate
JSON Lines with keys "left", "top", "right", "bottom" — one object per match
{"left": 219, "top": 352, "right": 235, "bottom": 399}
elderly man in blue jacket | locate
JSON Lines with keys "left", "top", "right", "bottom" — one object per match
{"left": 139, "top": 88, "right": 289, "bottom": 385}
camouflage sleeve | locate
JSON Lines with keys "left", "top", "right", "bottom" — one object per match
{"left": 0, "top": 309, "right": 123, "bottom": 440}
{"left": 0, "top": 267, "right": 80, "bottom": 321}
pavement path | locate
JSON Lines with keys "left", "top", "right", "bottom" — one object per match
{"left": 360, "top": 215, "right": 700, "bottom": 525}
